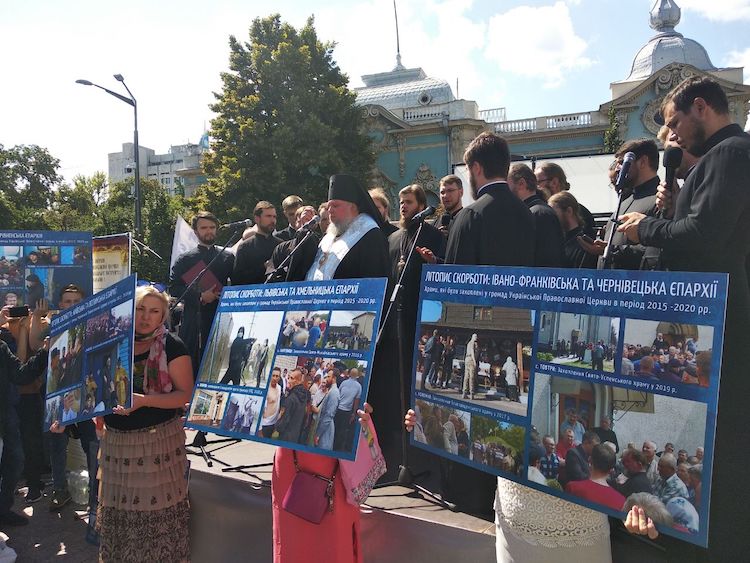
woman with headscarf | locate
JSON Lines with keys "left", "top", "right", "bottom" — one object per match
{"left": 502, "top": 356, "right": 520, "bottom": 402}
{"left": 463, "top": 334, "right": 478, "bottom": 400}
{"left": 97, "top": 285, "right": 193, "bottom": 562}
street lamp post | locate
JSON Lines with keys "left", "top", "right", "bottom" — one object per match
{"left": 76, "top": 75, "right": 142, "bottom": 235}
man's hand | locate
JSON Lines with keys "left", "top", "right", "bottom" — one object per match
{"left": 415, "top": 247, "right": 437, "bottom": 264}
{"left": 617, "top": 212, "right": 646, "bottom": 244}
{"left": 200, "top": 285, "right": 220, "bottom": 305}
{"left": 655, "top": 181, "right": 678, "bottom": 218}
{"left": 576, "top": 237, "right": 607, "bottom": 256}
{"left": 33, "top": 299, "right": 49, "bottom": 319}
{"left": 624, "top": 505, "right": 659, "bottom": 540}
{"left": 0, "top": 306, "right": 10, "bottom": 326}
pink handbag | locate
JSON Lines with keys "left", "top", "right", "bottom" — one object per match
{"left": 282, "top": 452, "right": 337, "bottom": 524}
{"left": 340, "top": 418, "right": 387, "bottom": 505}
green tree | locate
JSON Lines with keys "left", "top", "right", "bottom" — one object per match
{"left": 0, "top": 144, "right": 63, "bottom": 229}
{"left": 45, "top": 172, "right": 107, "bottom": 231}
{"left": 198, "top": 14, "right": 373, "bottom": 219}
{"left": 603, "top": 105, "right": 622, "bottom": 153}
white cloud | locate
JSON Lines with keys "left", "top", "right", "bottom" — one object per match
{"left": 725, "top": 47, "right": 750, "bottom": 83}
{"left": 484, "top": 1, "right": 592, "bottom": 88}
{"left": 678, "top": 0, "right": 750, "bottom": 22}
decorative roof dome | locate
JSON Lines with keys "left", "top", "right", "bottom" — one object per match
{"left": 625, "top": 0, "right": 715, "bottom": 81}
{"left": 355, "top": 67, "right": 455, "bottom": 111}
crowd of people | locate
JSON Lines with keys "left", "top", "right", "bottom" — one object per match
{"left": 281, "top": 312, "right": 328, "bottom": 349}
{"left": 622, "top": 332, "right": 712, "bottom": 387}
{"left": 1, "top": 75, "right": 746, "bottom": 562}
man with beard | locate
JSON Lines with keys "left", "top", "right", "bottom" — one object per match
{"left": 270, "top": 205, "right": 320, "bottom": 282}
{"left": 593, "top": 139, "right": 661, "bottom": 270}
{"left": 233, "top": 201, "right": 281, "bottom": 285}
{"left": 618, "top": 76, "right": 750, "bottom": 561}
{"left": 275, "top": 368, "right": 309, "bottom": 444}
{"left": 507, "top": 163, "right": 564, "bottom": 267}
{"left": 432, "top": 175, "right": 464, "bottom": 238}
{"left": 170, "top": 211, "right": 234, "bottom": 373}
{"left": 219, "top": 327, "right": 250, "bottom": 385}
{"left": 387, "top": 184, "right": 444, "bottom": 394}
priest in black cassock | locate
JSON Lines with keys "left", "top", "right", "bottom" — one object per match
{"left": 269, "top": 205, "right": 321, "bottom": 283}
{"left": 169, "top": 211, "right": 234, "bottom": 373}
{"left": 442, "top": 132, "right": 535, "bottom": 518}
{"left": 232, "top": 201, "right": 281, "bottom": 286}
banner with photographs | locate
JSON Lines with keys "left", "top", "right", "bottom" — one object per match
{"left": 45, "top": 275, "right": 135, "bottom": 428}
{"left": 185, "top": 278, "right": 387, "bottom": 461}
{"left": 410, "top": 265, "right": 727, "bottom": 547}
{"left": 92, "top": 233, "right": 131, "bottom": 294}
{"left": 0, "top": 231, "right": 93, "bottom": 312}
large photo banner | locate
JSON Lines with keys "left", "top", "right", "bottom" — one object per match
{"left": 185, "top": 278, "right": 387, "bottom": 461}
{"left": 92, "top": 233, "right": 131, "bottom": 294}
{"left": 0, "top": 231, "right": 93, "bottom": 311}
{"left": 45, "top": 274, "right": 135, "bottom": 428}
{"left": 410, "top": 265, "right": 727, "bottom": 547}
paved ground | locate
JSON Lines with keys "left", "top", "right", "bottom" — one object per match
{"left": 416, "top": 374, "right": 529, "bottom": 417}
{"left": 1, "top": 487, "right": 98, "bottom": 562}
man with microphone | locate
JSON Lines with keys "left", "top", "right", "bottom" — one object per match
{"left": 170, "top": 211, "right": 234, "bottom": 373}
{"left": 432, "top": 175, "right": 464, "bottom": 238}
{"left": 232, "top": 201, "right": 281, "bottom": 285}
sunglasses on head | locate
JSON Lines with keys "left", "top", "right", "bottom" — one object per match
{"left": 137, "top": 280, "right": 167, "bottom": 293}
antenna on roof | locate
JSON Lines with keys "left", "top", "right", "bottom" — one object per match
{"left": 393, "top": 0, "right": 405, "bottom": 71}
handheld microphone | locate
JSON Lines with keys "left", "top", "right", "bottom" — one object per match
{"left": 663, "top": 146, "right": 683, "bottom": 192}
{"left": 614, "top": 152, "right": 636, "bottom": 191}
{"left": 412, "top": 206, "right": 436, "bottom": 223}
{"left": 439, "top": 213, "right": 452, "bottom": 228}
{"left": 221, "top": 218, "right": 253, "bottom": 229}
{"left": 299, "top": 215, "right": 321, "bottom": 231}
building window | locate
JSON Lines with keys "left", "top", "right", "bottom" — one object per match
{"left": 473, "top": 307, "right": 492, "bottom": 321}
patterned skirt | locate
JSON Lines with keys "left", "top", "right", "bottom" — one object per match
{"left": 96, "top": 417, "right": 190, "bottom": 562}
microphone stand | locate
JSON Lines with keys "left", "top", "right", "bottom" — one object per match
{"left": 219, "top": 229, "right": 318, "bottom": 485}
{"left": 371, "top": 217, "right": 457, "bottom": 511}
{"left": 182, "top": 225, "right": 246, "bottom": 467}
{"left": 600, "top": 184, "right": 629, "bottom": 270}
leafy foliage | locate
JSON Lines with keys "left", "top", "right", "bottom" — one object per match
{"left": 196, "top": 14, "right": 373, "bottom": 220}
{"left": 603, "top": 105, "right": 622, "bottom": 153}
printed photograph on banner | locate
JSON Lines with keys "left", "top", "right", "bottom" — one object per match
{"left": 267, "top": 354, "right": 366, "bottom": 452}
{"left": 279, "top": 310, "right": 331, "bottom": 349}
{"left": 61, "top": 387, "right": 82, "bottom": 424}
{"left": 45, "top": 393, "right": 62, "bottom": 428}
{"left": 0, "top": 290, "right": 23, "bottom": 308}
{"left": 621, "top": 319, "right": 714, "bottom": 387}
{"left": 412, "top": 399, "right": 472, "bottom": 460}
{"left": 23, "top": 245, "right": 61, "bottom": 266}
{"left": 0, "top": 246, "right": 24, "bottom": 285}
{"left": 470, "top": 413, "right": 525, "bottom": 476}
{"left": 198, "top": 311, "right": 281, "bottom": 387}
{"left": 536, "top": 311, "right": 620, "bottom": 373}
{"left": 187, "top": 388, "right": 229, "bottom": 428}
{"left": 82, "top": 342, "right": 127, "bottom": 415}
{"left": 531, "top": 372, "right": 707, "bottom": 537}
{"left": 325, "top": 310, "right": 376, "bottom": 350}
{"left": 220, "top": 393, "right": 263, "bottom": 435}
{"left": 47, "top": 322, "right": 85, "bottom": 394}
{"left": 416, "top": 300, "right": 533, "bottom": 417}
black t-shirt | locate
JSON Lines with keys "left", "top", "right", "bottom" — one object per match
{"left": 104, "top": 333, "right": 191, "bottom": 431}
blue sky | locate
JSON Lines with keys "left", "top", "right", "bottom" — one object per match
{"left": 1, "top": 0, "right": 748, "bottom": 184}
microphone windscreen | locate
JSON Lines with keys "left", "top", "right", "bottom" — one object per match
{"left": 663, "top": 146, "right": 683, "bottom": 169}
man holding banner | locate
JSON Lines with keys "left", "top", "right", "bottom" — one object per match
{"left": 170, "top": 211, "right": 234, "bottom": 373}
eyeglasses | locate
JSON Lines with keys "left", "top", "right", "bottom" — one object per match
{"left": 137, "top": 280, "right": 167, "bottom": 293}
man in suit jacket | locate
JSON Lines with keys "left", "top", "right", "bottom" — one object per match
{"left": 564, "top": 431, "right": 601, "bottom": 484}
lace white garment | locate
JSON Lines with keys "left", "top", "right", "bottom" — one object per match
{"left": 494, "top": 478, "right": 610, "bottom": 548}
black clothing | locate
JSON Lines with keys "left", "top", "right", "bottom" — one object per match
{"left": 523, "top": 192, "right": 563, "bottom": 267}
{"left": 273, "top": 225, "right": 296, "bottom": 242}
{"left": 275, "top": 384, "right": 310, "bottom": 444}
{"left": 430, "top": 208, "right": 462, "bottom": 238}
{"left": 381, "top": 221, "right": 398, "bottom": 238}
{"left": 578, "top": 202, "right": 597, "bottom": 238}
{"left": 592, "top": 426, "right": 619, "bottom": 452}
{"left": 0, "top": 342, "right": 47, "bottom": 438}
{"left": 638, "top": 124, "right": 750, "bottom": 562}
{"left": 441, "top": 181, "right": 536, "bottom": 516}
{"left": 219, "top": 336, "right": 250, "bottom": 385}
{"left": 233, "top": 232, "right": 281, "bottom": 286}
{"left": 270, "top": 230, "right": 321, "bottom": 283}
{"left": 445, "top": 182, "right": 535, "bottom": 267}
{"left": 615, "top": 471, "right": 652, "bottom": 498}
{"left": 562, "top": 226, "right": 597, "bottom": 268}
{"left": 564, "top": 444, "right": 590, "bottom": 482}
{"left": 598, "top": 176, "right": 660, "bottom": 270}
{"left": 104, "top": 334, "right": 190, "bottom": 431}
{"left": 170, "top": 244, "right": 233, "bottom": 373}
